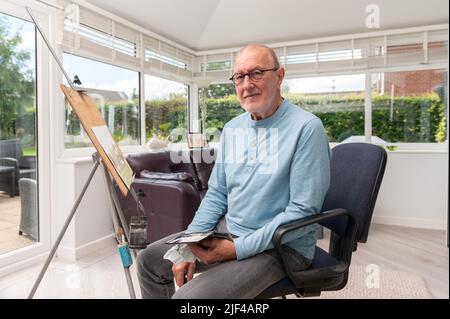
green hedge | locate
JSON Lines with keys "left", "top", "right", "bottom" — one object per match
{"left": 65, "top": 101, "right": 140, "bottom": 142}
{"left": 145, "top": 95, "right": 187, "bottom": 139}
{"left": 58, "top": 92, "right": 449, "bottom": 144}
{"left": 203, "top": 93, "right": 446, "bottom": 143}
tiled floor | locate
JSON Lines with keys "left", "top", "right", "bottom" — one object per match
{"left": 0, "top": 243, "right": 141, "bottom": 299}
{"left": 0, "top": 223, "right": 448, "bottom": 299}
{"left": 0, "top": 193, "right": 34, "bottom": 254}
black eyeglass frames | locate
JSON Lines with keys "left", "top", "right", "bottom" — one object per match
{"left": 229, "top": 68, "right": 279, "bottom": 85}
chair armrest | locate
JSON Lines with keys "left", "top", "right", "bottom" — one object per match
{"left": 132, "top": 178, "right": 200, "bottom": 204}
{"left": 272, "top": 208, "right": 357, "bottom": 287}
{"left": 0, "top": 157, "right": 19, "bottom": 168}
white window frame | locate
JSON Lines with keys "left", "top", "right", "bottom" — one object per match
{"left": 366, "top": 66, "right": 448, "bottom": 151}
{"left": 143, "top": 72, "right": 192, "bottom": 146}
{"left": 0, "top": 0, "right": 52, "bottom": 275}
{"left": 56, "top": 53, "right": 194, "bottom": 159}
{"left": 58, "top": 52, "right": 147, "bottom": 159}
{"left": 283, "top": 66, "right": 448, "bottom": 151}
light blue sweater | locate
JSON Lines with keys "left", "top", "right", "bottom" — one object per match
{"left": 186, "top": 99, "right": 331, "bottom": 260}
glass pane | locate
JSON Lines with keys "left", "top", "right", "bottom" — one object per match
{"left": 201, "top": 83, "right": 243, "bottom": 142}
{"left": 144, "top": 75, "right": 188, "bottom": 145}
{"left": 284, "top": 74, "right": 365, "bottom": 142}
{"left": 0, "top": 12, "right": 38, "bottom": 254}
{"left": 63, "top": 53, "right": 140, "bottom": 148}
{"left": 371, "top": 69, "right": 447, "bottom": 143}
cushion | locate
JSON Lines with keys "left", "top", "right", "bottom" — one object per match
{"left": 140, "top": 170, "right": 194, "bottom": 183}
{"left": 170, "top": 162, "right": 202, "bottom": 191}
{"left": 127, "top": 151, "right": 173, "bottom": 176}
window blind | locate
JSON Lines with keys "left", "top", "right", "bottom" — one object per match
{"left": 198, "top": 27, "right": 448, "bottom": 80}
{"left": 63, "top": 4, "right": 194, "bottom": 81}
{"left": 62, "top": 3, "right": 448, "bottom": 83}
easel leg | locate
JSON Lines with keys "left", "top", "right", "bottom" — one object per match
{"left": 101, "top": 162, "right": 137, "bottom": 299}
{"left": 124, "top": 268, "right": 136, "bottom": 299}
{"left": 28, "top": 158, "right": 101, "bottom": 299}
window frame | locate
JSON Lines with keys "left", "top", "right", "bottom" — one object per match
{"left": 283, "top": 65, "right": 448, "bottom": 150}
{"left": 143, "top": 72, "right": 191, "bottom": 146}
{"left": 0, "top": 1, "right": 52, "bottom": 274}
{"left": 58, "top": 50, "right": 193, "bottom": 159}
{"left": 61, "top": 52, "right": 143, "bottom": 155}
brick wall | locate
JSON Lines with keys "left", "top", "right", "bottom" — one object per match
{"left": 383, "top": 70, "right": 444, "bottom": 96}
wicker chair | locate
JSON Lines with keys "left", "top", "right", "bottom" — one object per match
{"left": 0, "top": 139, "right": 36, "bottom": 196}
{"left": 18, "top": 178, "right": 38, "bottom": 241}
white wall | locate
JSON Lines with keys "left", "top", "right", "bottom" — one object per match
{"left": 53, "top": 158, "right": 116, "bottom": 261}
{"left": 373, "top": 150, "right": 448, "bottom": 230}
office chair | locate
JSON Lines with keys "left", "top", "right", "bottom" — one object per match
{"left": 256, "top": 142, "right": 387, "bottom": 298}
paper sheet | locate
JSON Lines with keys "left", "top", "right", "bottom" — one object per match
{"left": 91, "top": 125, "right": 134, "bottom": 189}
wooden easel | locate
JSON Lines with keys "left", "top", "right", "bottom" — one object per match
{"left": 26, "top": 7, "right": 146, "bottom": 299}
{"left": 60, "top": 85, "right": 130, "bottom": 196}
{"left": 27, "top": 86, "right": 141, "bottom": 299}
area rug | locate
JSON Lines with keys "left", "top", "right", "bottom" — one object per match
{"left": 288, "top": 264, "right": 432, "bottom": 299}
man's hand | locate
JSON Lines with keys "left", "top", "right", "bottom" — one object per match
{"left": 172, "top": 261, "right": 196, "bottom": 287}
{"left": 188, "top": 238, "right": 237, "bottom": 265}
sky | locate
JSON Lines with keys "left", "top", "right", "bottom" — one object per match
{"left": 1, "top": 12, "right": 35, "bottom": 72}
{"left": 63, "top": 54, "right": 188, "bottom": 99}
{"left": 287, "top": 74, "right": 365, "bottom": 94}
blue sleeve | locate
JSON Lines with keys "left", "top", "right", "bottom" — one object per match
{"left": 233, "top": 118, "right": 331, "bottom": 260}
{"left": 185, "top": 132, "right": 228, "bottom": 233}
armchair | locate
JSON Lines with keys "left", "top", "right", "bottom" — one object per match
{"left": 114, "top": 148, "right": 216, "bottom": 243}
{"left": 256, "top": 142, "right": 387, "bottom": 298}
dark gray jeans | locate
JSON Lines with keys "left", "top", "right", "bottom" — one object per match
{"left": 136, "top": 219, "right": 312, "bottom": 299}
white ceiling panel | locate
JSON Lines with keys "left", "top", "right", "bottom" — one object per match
{"left": 83, "top": 0, "right": 449, "bottom": 51}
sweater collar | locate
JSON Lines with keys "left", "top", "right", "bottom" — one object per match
{"left": 248, "top": 98, "right": 288, "bottom": 127}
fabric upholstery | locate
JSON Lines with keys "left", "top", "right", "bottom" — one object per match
{"left": 140, "top": 170, "right": 194, "bottom": 183}
{"left": 321, "top": 143, "right": 387, "bottom": 242}
{"left": 257, "top": 142, "right": 387, "bottom": 298}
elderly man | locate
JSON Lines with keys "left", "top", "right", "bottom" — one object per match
{"left": 137, "top": 44, "right": 331, "bottom": 299}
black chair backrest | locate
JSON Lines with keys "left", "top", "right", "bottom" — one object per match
{"left": 320, "top": 142, "right": 387, "bottom": 243}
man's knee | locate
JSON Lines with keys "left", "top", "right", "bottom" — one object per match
{"left": 172, "top": 285, "right": 203, "bottom": 299}
{"left": 136, "top": 247, "right": 152, "bottom": 275}
{"left": 172, "top": 279, "right": 221, "bottom": 299}
{"left": 136, "top": 243, "right": 171, "bottom": 278}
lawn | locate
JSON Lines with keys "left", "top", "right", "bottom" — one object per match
{"left": 23, "top": 147, "right": 36, "bottom": 156}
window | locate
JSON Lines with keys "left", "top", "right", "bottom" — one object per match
{"left": 64, "top": 22, "right": 137, "bottom": 57}
{"left": 371, "top": 69, "right": 447, "bottom": 143}
{"left": 63, "top": 53, "right": 140, "bottom": 148}
{"left": 284, "top": 74, "right": 365, "bottom": 142}
{"left": 144, "top": 75, "right": 188, "bottom": 143}
{"left": 200, "top": 61, "right": 232, "bottom": 72}
{"left": 279, "top": 49, "right": 362, "bottom": 65}
{"left": 0, "top": 12, "right": 38, "bottom": 253}
{"left": 199, "top": 83, "right": 243, "bottom": 142}
{"left": 145, "top": 50, "right": 187, "bottom": 69}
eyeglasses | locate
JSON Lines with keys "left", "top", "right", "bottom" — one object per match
{"left": 229, "top": 68, "right": 279, "bottom": 85}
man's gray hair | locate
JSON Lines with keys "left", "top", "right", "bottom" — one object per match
{"left": 236, "top": 44, "right": 280, "bottom": 69}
